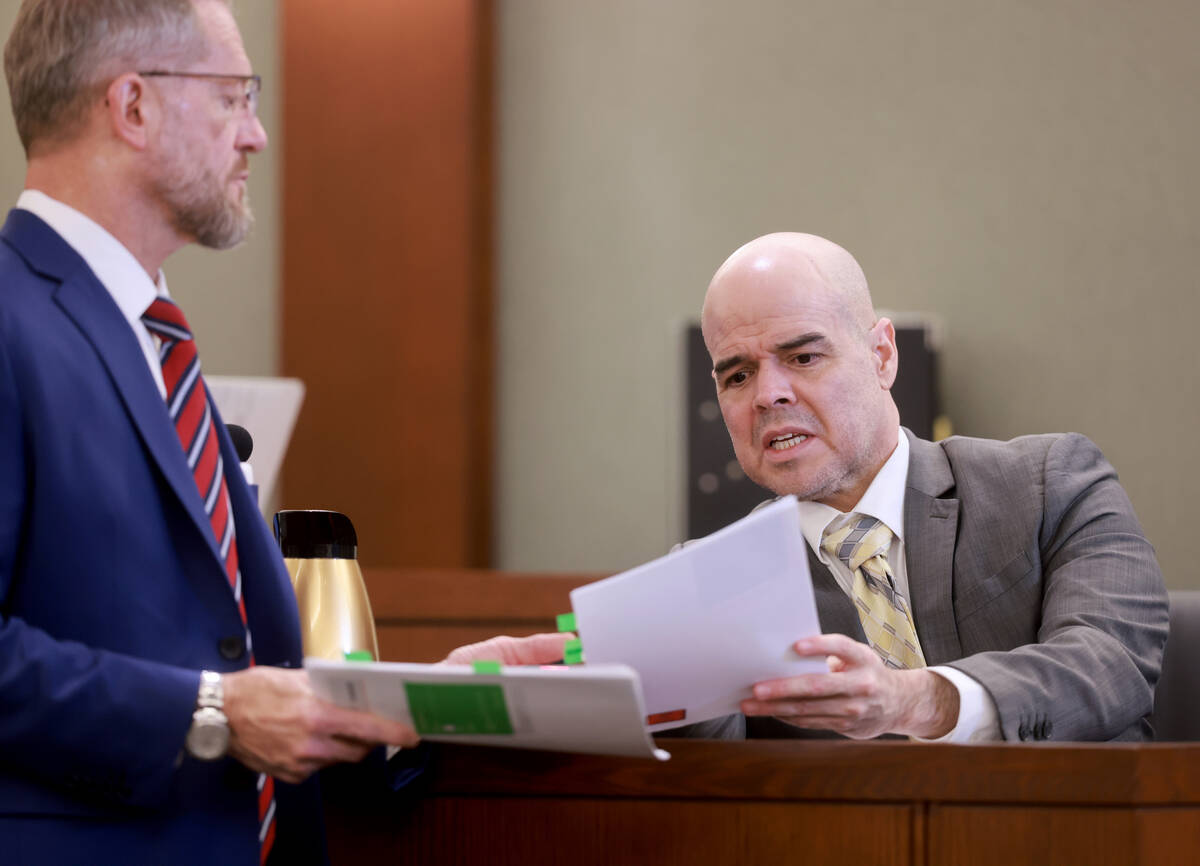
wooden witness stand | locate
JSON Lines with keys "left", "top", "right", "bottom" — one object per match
{"left": 326, "top": 740, "right": 1200, "bottom": 866}
{"left": 329, "top": 569, "right": 1200, "bottom": 865}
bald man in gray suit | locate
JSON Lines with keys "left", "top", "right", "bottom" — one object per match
{"left": 693, "top": 232, "right": 1167, "bottom": 743}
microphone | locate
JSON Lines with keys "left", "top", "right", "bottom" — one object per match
{"left": 226, "top": 424, "right": 256, "bottom": 495}
{"left": 227, "top": 423, "right": 253, "bottom": 463}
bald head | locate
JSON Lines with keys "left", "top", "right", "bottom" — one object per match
{"left": 700, "top": 232, "right": 900, "bottom": 510}
{"left": 702, "top": 232, "right": 876, "bottom": 355}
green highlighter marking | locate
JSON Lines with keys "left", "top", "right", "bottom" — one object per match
{"left": 556, "top": 611, "right": 577, "bottom": 632}
{"left": 471, "top": 659, "right": 502, "bottom": 675}
{"left": 404, "top": 682, "right": 514, "bottom": 735}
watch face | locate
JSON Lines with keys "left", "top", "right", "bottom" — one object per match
{"left": 186, "top": 707, "right": 230, "bottom": 760}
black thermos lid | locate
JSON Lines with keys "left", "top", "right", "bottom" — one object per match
{"left": 273, "top": 510, "right": 359, "bottom": 560}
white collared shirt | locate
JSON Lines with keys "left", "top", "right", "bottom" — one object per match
{"left": 799, "top": 429, "right": 1002, "bottom": 743}
{"left": 17, "top": 189, "right": 169, "bottom": 398}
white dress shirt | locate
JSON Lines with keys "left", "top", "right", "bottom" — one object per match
{"left": 797, "top": 430, "right": 1002, "bottom": 743}
{"left": 16, "top": 189, "right": 170, "bottom": 398}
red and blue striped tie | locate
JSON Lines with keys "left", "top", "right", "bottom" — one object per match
{"left": 141, "top": 297, "right": 276, "bottom": 863}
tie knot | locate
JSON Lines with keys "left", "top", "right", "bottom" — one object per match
{"left": 141, "top": 296, "right": 193, "bottom": 343}
{"left": 821, "top": 514, "right": 894, "bottom": 571}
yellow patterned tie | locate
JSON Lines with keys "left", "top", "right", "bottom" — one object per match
{"left": 821, "top": 515, "right": 926, "bottom": 669}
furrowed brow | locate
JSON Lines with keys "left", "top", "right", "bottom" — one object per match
{"left": 774, "top": 333, "right": 828, "bottom": 353}
{"left": 713, "top": 354, "right": 747, "bottom": 377}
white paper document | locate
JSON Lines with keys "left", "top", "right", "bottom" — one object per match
{"left": 206, "top": 375, "right": 305, "bottom": 508}
{"left": 570, "top": 496, "right": 824, "bottom": 732}
{"left": 306, "top": 658, "right": 670, "bottom": 760}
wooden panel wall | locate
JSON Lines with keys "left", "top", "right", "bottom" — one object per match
{"left": 281, "top": 0, "right": 493, "bottom": 567}
{"left": 363, "top": 567, "right": 600, "bottom": 662}
{"left": 386, "top": 800, "right": 914, "bottom": 866}
{"left": 324, "top": 740, "right": 1200, "bottom": 866}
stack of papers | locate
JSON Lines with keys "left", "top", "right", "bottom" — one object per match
{"left": 571, "top": 496, "right": 823, "bottom": 731}
{"left": 307, "top": 496, "right": 822, "bottom": 757}
{"left": 307, "top": 659, "right": 670, "bottom": 760}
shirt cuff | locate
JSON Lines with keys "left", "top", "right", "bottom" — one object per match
{"left": 914, "top": 666, "right": 1002, "bottom": 743}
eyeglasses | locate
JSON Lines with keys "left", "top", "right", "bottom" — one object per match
{"left": 138, "top": 71, "right": 262, "bottom": 118}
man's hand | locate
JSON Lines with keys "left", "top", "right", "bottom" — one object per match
{"left": 440, "top": 632, "right": 574, "bottom": 666}
{"left": 740, "top": 634, "right": 960, "bottom": 739}
{"left": 222, "top": 667, "right": 419, "bottom": 784}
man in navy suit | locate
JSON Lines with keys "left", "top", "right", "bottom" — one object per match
{"left": 0, "top": 1, "right": 568, "bottom": 862}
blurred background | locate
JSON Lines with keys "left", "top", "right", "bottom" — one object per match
{"left": 1, "top": 0, "right": 1196, "bottom": 587}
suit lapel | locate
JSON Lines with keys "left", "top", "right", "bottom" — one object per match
{"left": 808, "top": 546, "right": 866, "bottom": 640}
{"left": 902, "top": 429, "right": 962, "bottom": 664}
{"left": 3, "top": 210, "right": 225, "bottom": 568}
{"left": 55, "top": 278, "right": 224, "bottom": 566}
{"left": 211, "top": 396, "right": 302, "bottom": 661}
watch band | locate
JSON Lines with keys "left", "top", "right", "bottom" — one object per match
{"left": 185, "top": 670, "right": 230, "bottom": 761}
{"left": 197, "top": 669, "right": 223, "bottom": 709}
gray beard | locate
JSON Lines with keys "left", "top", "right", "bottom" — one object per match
{"left": 172, "top": 186, "right": 253, "bottom": 250}
{"left": 156, "top": 164, "right": 253, "bottom": 250}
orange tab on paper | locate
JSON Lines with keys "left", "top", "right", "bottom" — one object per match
{"left": 646, "top": 708, "right": 687, "bottom": 726}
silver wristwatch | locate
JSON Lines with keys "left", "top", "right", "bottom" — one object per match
{"left": 184, "top": 670, "right": 230, "bottom": 761}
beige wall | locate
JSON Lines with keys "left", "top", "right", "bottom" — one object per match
{"left": 4, "top": 2, "right": 1197, "bottom": 588}
{"left": 0, "top": 0, "right": 279, "bottom": 377}
{"left": 494, "top": 0, "right": 1200, "bottom": 588}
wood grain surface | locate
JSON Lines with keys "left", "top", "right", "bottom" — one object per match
{"left": 326, "top": 739, "right": 1200, "bottom": 865}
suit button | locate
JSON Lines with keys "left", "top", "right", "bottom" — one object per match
{"left": 218, "top": 636, "right": 245, "bottom": 660}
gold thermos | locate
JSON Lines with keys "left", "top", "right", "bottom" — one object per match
{"left": 273, "top": 509, "right": 379, "bottom": 661}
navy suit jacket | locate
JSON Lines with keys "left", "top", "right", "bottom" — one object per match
{"left": 0, "top": 209, "right": 323, "bottom": 864}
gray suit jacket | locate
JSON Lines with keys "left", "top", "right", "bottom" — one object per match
{"left": 671, "top": 429, "right": 1169, "bottom": 743}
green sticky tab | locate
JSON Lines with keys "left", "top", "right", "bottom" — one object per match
{"left": 404, "top": 683, "right": 513, "bottom": 735}
{"left": 563, "top": 637, "right": 583, "bottom": 665}
{"left": 343, "top": 651, "right": 374, "bottom": 662}
{"left": 472, "top": 659, "right": 502, "bottom": 675}
{"left": 556, "top": 611, "right": 577, "bottom": 632}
